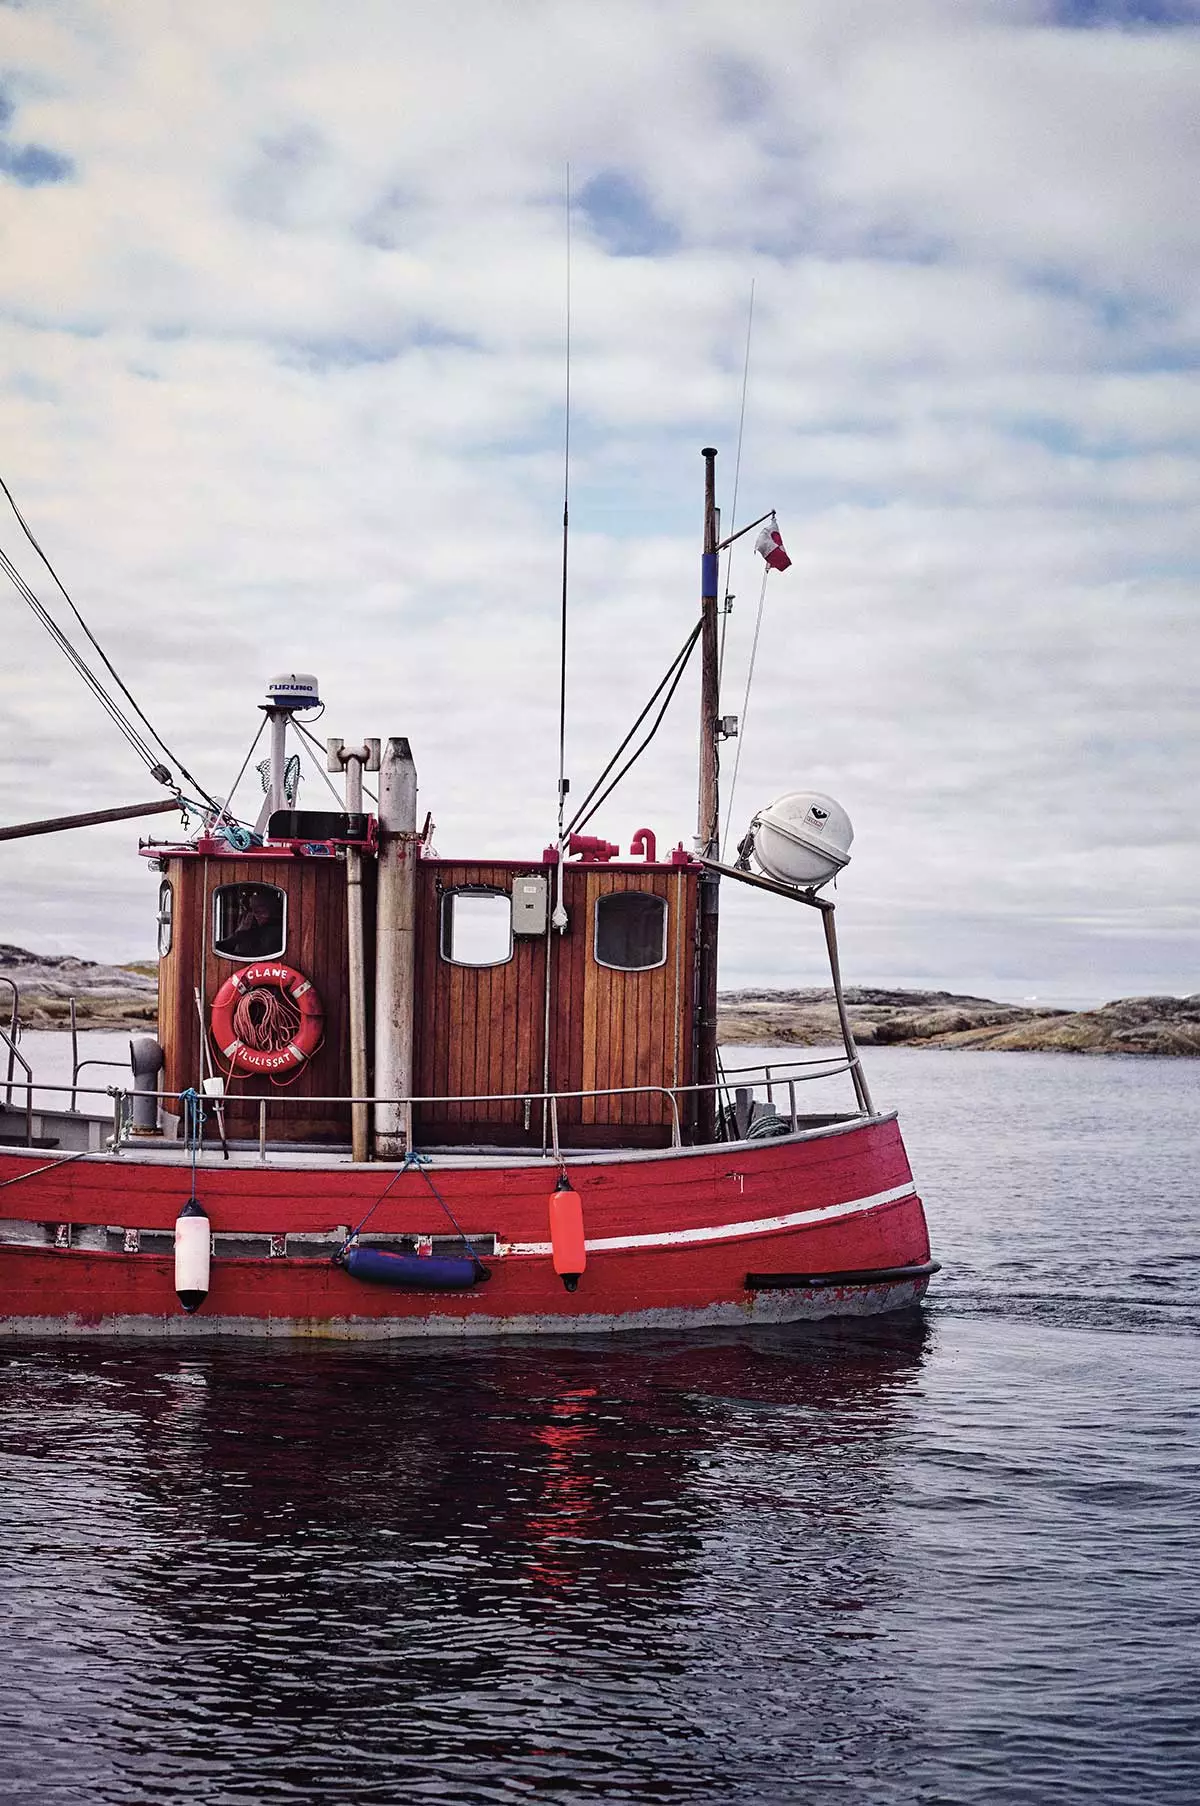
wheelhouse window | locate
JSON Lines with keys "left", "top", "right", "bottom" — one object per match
{"left": 594, "top": 891, "right": 668, "bottom": 972}
{"left": 440, "top": 890, "right": 513, "bottom": 967}
{"left": 213, "top": 882, "right": 287, "bottom": 961}
{"left": 156, "top": 879, "right": 173, "bottom": 958}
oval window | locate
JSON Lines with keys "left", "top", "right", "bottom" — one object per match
{"left": 213, "top": 882, "right": 287, "bottom": 961}
{"left": 156, "top": 880, "right": 173, "bottom": 958}
{"left": 440, "top": 891, "right": 513, "bottom": 967}
{"left": 594, "top": 891, "right": 667, "bottom": 972}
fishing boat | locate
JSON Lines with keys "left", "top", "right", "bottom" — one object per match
{"left": 0, "top": 450, "right": 936, "bottom": 1337}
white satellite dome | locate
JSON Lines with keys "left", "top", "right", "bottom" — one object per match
{"left": 751, "top": 791, "right": 853, "bottom": 890}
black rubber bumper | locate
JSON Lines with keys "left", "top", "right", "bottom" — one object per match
{"left": 745, "top": 1259, "right": 941, "bottom": 1291}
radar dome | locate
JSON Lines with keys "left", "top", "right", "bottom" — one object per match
{"left": 751, "top": 792, "right": 853, "bottom": 890}
{"left": 265, "top": 673, "right": 321, "bottom": 711}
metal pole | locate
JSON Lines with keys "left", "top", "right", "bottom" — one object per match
{"left": 374, "top": 736, "right": 418, "bottom": 1159}
{"left": 331, "top": 736, "right": 380, "bottom": 1162}
{"left": 268, "top": 710, "right": 288, "bottom": 819}
{"left": 329, "top": 742, "right": 374, "bottom": 1164}
{"left": 820, "top": 903, "right": 874, "bottom": 1116}
{"left": 2, "top": 977, "right": 15, "bottom": 1109}
{"left": 695, "top": 446, "right": 721, "bottom": 1143}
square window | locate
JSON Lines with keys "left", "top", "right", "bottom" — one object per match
{"left": 213, "top": 883, "right": 287, "bottom": 961}
{"left": 594, "top": 891, "right": 667, "bottom": 971}
{"left": 440, "top": 891, "right": 514, "bottom": 967}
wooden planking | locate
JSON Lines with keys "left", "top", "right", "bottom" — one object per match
{"left": 157, "top": 854, "right": 701, "bottom": 1150}
{"left": 171, "top": 854, "right": 355, "bottom": 1142}
{"left": 571, "top": 867, "right": 699, "bottom": 1136}
{"left": 412, "top": 861, "right": 547, "bottom": 1143}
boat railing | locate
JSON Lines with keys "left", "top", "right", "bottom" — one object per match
{"left": 10, "top": 1051, "right": 861, "bottom": 1157}
{"left": 0, "top": 977, "right": 19, "bottom": 1109}
{"left": 0, "top": 1023, "right": 34, "bottom": 1149}
{"left": 68, "top": 996, "right": 127, "bottom": 1112}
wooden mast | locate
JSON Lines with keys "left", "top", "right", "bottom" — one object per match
{"left": 695, "top": 447, "right": 720, "bottom": 1141}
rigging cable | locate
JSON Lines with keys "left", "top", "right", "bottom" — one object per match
{"left": 0, "top": 543, "right": 168, "bottom": 778}
{"left": 215, "top": 717, "right": 268, "bottom": 831}
{"left": 717, "top": 279, "right": 755, "bottom": 697}
{"left": 568, "top": 618, "right": 703, "bottom": 837}
{"left": 0, "top": 473, "right": 219, "bottom": 808}
{"left": 719, "top": 557, "right": 771, "bottom": 861}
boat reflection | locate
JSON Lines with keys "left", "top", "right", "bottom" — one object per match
{"left": 0, "top": 1317, "right": 932, "bottom": 1799}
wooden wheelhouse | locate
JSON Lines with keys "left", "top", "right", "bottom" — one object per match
{"left": 151, "top": 826, "right": 699, "bottom": 1154}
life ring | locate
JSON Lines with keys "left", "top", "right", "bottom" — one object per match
{"left": 210, "top": 962, "right": 324, "bottom": 1076}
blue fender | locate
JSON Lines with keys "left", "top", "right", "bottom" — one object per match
{"left": 340, "top": 1247, "right": 489, "bottom": 1290}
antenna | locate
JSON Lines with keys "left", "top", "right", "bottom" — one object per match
{"left": 542, "top": 164, "right": 573, "bottom": 1148}
{"left": 717, "top": 278, "right": 755, "bottom": 694}
{"left": 553, "top": 163, "right": 572, "bottom": 925}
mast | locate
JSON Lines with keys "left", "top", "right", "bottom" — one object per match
{"left": 695, "top": 447, "right": 721, "bottom": 1141}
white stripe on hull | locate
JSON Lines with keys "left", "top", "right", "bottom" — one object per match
{"left": 498, "top": 1182, "right": 918, "bottom": 1257}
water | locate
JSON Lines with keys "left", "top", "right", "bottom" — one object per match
{"left": 2, "top": 1046, "right": 1198, "bottom": 1804}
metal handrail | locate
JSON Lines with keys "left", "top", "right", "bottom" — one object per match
{"left": 12, "top": 1053, "right": 863, "bottom": 1164}
{"left": 15, "top": 1053, "right": 858, "bottom": 1115}
{"left": 0, "top": 1025, "right": 33, "bottom": 1148}
{"left": 70, "top": 1058, "right": 129, "bottom": 1113}
{"left": 0, "top": 977, "right": 18, "bottom": 1109}
{"left": 67, "top": 995, "right": 127, "bottom": 1111}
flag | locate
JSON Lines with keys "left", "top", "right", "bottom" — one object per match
{"left": 754, "top": 516, "right": 791, "bottom": 572}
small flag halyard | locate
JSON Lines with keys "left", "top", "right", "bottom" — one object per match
{"left": 754, "top": 515, "right": 791, "bottom": 572}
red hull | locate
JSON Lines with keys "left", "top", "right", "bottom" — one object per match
{"left": 0, "top": 1115, "right": 933, "bottom": 1337}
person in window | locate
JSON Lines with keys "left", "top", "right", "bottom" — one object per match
{"left": 228, "top": 891, "right": 280, "bottom": 958}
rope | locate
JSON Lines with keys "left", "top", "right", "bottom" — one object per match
{"left": 232, "top": 986, "right": 301, "bottom": 1051}
{"left": 412, "top": 1156, "right": 488, "bottom": 1271}
{"left": 179, "top": 1086, "right": 204, "bottom": 1193}
{"left": 332, "top": 1151, "right": 487, "bottom": 1272}
{"left": 721, "top": 560, "right": 771, "bottom": 861}
{"left": 0, "top": 1147, "right": 94, "bottom": 1192}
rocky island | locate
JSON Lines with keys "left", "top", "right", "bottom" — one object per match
{"left": 2, "top": 945, "right": 1196, "bottom": 1054}
{"left": 718, "top": 986, "right": 1200, "bottom": 1056}
{"left": 0, "top": 944, "right": 158, "bottom": 1030}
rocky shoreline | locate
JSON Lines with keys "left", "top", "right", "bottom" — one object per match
{"left": 3, "top": 946, "right": 1196, "bottom": 1054}
{"left": 0, "top": 945, "right": 158, "bottom": 1030}
{"left": 718, "top": 987, "right": 1200, "bottom": 1056}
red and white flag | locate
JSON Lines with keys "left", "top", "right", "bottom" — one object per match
{"left": 754, "top": 516, "right": 791, "bottom": 572}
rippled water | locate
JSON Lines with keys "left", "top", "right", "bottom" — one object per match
{"left": 2, "top": 1047, "right": 1198, "bottom": 1804}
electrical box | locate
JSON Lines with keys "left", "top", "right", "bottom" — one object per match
{"left": 512, "top": 875, "right": 549, "bottom": 936}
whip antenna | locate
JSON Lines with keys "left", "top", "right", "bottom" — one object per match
{"left": 554, "top": 163, "right": 572, "bottom": 909}
{"left": 542, "top": 163, "right": 573, "bottom": 1147}
{"left": 717, "top": 278, "right": 755, "bottom": 694}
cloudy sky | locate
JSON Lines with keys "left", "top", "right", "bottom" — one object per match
{"left": 0, "top": 0, "right": 1197, "bottom": 1003}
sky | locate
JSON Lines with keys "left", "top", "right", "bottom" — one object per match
{"left": 0, "top": 0, "right": 1197, "bottom": 1004}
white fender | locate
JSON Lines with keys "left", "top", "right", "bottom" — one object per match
{"left": 175, "top": 1199, "right": 211, "bottom": 1314}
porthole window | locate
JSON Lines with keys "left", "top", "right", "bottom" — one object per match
{"left": 440, "top": 890, "right": 513, "bottom": 967}
{"left": 156, "top": 880, "right": 173, "bottom": 958}
{"left": 213, "top": 883, "right": 287, "bottom": 961}
{"left": 594, "top": 891, "right": 667, "bottom": 972}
